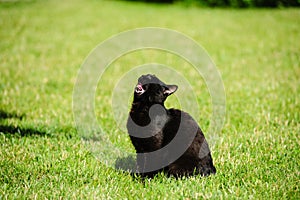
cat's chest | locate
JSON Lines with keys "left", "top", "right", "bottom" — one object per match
{"left": 151, "top": 114, "right": 169, "bottom": 131}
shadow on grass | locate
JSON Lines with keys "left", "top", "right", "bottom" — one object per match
{"left": 0, "top": 124, "right": 49, "bottom": 137}
{"left": 0, "top": 110, "right": 25, "bottom": 120}
{"left": 0, "top": 110, "right": 49, "bottom": 137}
{"left": 115, "top": 155, "right": 164, "bottom": 180}
{"left": 115, "top": 155, "right": 148, "bottom": 181}
{"left": 115, "top": 155, "right": 137, "bottom": 172}
{"left": 0, "top": 110, "right": 77, "bottom": 138}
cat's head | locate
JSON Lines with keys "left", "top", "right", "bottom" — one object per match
{"left": 133, "top": 74, "right": 178, "bottom": 104}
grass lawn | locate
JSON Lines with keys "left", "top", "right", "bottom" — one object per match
{"left": 0, "top": 0, "right": 299, "bottom": 199}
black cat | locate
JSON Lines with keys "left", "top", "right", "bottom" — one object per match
{"left": 127, "top": 74, "right": 216, "bottom": 178}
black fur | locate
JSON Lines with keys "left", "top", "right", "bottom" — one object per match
{"left": 127, "top": 74, "right": 216, "bottom": 178}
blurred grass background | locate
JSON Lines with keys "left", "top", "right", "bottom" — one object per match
{"left": 124, "top": 0, "right": 300, "bottom": 7}
{"left": 0, "top": 0, "right": 299, "bottom": 199}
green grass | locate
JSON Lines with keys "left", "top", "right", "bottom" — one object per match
{"left": 0, "top": 0, "right": 299, "bottom": 199}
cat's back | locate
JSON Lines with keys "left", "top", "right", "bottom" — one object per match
{"left": 163, "top": 108, "right": 202, "bottom": 145}
{"left": 167, "top": 108, "right": 200, "bottom": 129}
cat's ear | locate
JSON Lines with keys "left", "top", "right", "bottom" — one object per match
{"left": 164, "top": 85, "right": 178, "bottom": 96}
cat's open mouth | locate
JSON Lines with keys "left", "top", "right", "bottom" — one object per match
{"left": 135, "top": 83, "right": 145, "bottom": 95}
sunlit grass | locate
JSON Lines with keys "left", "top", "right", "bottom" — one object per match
{"left": 0, "top": 0, "right": 299, "bottom": 199}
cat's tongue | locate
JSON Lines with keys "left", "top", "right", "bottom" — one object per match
{"left": 135, "top": 83, "right": 145, "bottom": 95}
{"left": 137, "top": 84, "right": 143, "bottom": 90}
